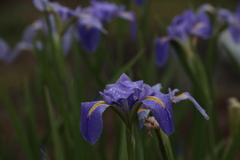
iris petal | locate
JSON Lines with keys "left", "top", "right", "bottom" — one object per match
{"left": 33, "top": 0, "right": 48, "bottom": 11}
{"left": 80, "top": 101, "right": 109, "bottom": 145}
{"left": 141, "top": 95, "right": 174, "bottom": 135}
{"left": 137, "top": 108, "right": 150, "bottom": 130}
{"left": 78, "top": 24, "right": 101, "bottom": 52}
{"left": 172, "top": 92, "right": 209, "bottom": 120}
{"left": 155, "top": 37, "right": 170, "bottom": 67}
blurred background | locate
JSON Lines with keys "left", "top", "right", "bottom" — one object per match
{"left": 0, "top": 0, "right": 240, "bottom": 159}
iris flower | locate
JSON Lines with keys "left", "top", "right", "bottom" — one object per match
{"left": 77, "top": 1, "right": 137, "bottom": 52}
{"left": 33, "top": 0, "right": 137, "bottom": 53}
{"left": 80, "top": 73, "right": 209, "bottom": 145}
{"left": 155, "top": 9, "right": 212, "bottom": 66}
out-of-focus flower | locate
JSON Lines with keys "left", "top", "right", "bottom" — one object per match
{"left": 33, "top": 0, "right": 137, "bottom": 53}
{"left": 77, "top": 1, "right": 137, "bottom": 52}
{"left": 155, "top": 9, "right": 212, "bottom": 66}
{"left": 77, "top": 15, "right": 106, "bottom": 52}
{"left": 80, "top": 73, "right": 209, "bottom": 145}
{"left": 216, "top": 4, "right": 240, "bottom": 44}
{"left": 0, "top": 38, "right": 32, "bottom": 63}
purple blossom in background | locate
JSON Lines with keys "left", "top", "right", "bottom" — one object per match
{"left": 216, "top": 4, "right": 240, "bottom": 43}
{"left": 0, "top": 38, "right": 32, "bottom": 63}
{"left": 155, "top": 9, "right": 212, "bottom": 67}
{"left": 80, "top": 73, "right": 209, "bottom": 145}
{"left": 77, "top": 1, "right": 137, "bottom": 52}
{"left": 228, "top": 4, "right": 240, "bottom": 43}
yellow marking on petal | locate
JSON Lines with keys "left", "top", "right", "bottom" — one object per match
{"left": 192, "top": 23, "right": 205, "bottom": 30}
{"left": 144, "top": 96, "right": 166, "bottom": 108}
{"left": 88, "top": 102, "right": 107, "bottom": 117}
{"left": 173, "top": 94, "right": 188, "bottom": 100}
{"left": 138, "top": 108, "right": 148, "bottom": 112}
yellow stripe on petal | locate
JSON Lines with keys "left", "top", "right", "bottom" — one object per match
{"left": 173, "top": 94, "right": 188, "bottom": 100}
{"left": 144, "top": 96, "right": 166, "bottom": 108}
{"left": 88, "top": 102, "right": 107, "bottom": 116}
{"left": 138, "top": 108, "right": 148, "bottom": 112}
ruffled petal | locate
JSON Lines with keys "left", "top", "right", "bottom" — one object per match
{"left": 137, "top": 108, "right": 150, "bottom": 130}
{"left": 80, "top": 101, "right": 109, "bottom": 145}
{"left": 172, "top": 92, "right": 210, "bottom": 120}
{"left": 155, "top": 37, "right": 170, "bottom": 67}
{"left": 141, "top": 95, "right": 174, "bottom": 135}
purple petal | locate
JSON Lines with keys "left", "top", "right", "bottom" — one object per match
{"left": 132, "top": 0, "right": 145, "bottom": 6}
{"left": 5, "top": 42, "right": 32, "bottom": 63}
{"left": 33, "top": 0, "right": 48, "bottom": 11}
{"left": 99, "top": 92, "right": 113, "bottom": 105}
{"left": 141, "top": 95, "right": 174, "bottom": 135}
{"left": 229, "top": 18, "right": 240, "bottom": 43}
{"left": 91, "top": 2, "right": 124, "bottom": 23}
{"left": 80, "top": 101, "right": 109, "bottom": 145}
{"left": 217, "top": 8, "right": 233, "bottom": 23}
{"left": 155, "top": 37, "right": 170, "bottom": 67}
{"left": 137, "top": 108, "right": 150, "bottom": 130}
{"left": 152, "top": 83, "right": 162, "bottom": 92}
{"left": 172, "top": 92, "right": 209, "bottom": 120}
{"left": 0, "top": 38, "right": 9, "bottom": 59}
{"left": 191, "top": 13, "right": 212, "bottom": 39}
{"left": 77, "top": 22, "right": 102, "bottom": 53}
{"left": 139, "top": 84, "right": 153, "bottom": 101}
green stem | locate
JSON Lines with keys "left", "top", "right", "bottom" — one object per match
{"left": 155, "top": 129, "right": 174, "bottom": 160}
{"left": 126, "top": 124, "right": 135, "bottom": 160}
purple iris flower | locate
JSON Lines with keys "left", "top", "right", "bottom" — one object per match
{"left": 132, "top": 0, "right": 146, "bottom": 6}
{"left": 155, "top": 9, "right": 212, "bottom": 67}
{"left": 80, "top": 73, "right": 209, "bottom": 145}
{"left": 77, "top": 2, "right": 137, "bottom": 52}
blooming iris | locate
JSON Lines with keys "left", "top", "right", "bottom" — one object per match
{"left": 155, "top": 9, "right": 212, "bottom": 66}
{"left": 80, "top": 73, "right": 209, "bottom": 145}
{"left": 33, "top": 0, "right": 137, "bottom": 53}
